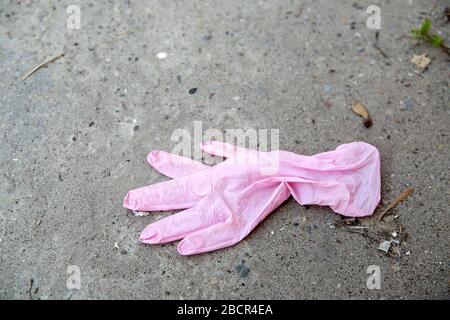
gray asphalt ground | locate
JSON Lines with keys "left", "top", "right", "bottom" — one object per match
{"left": 0, "top": 0, "right": 448, "bottom": 299}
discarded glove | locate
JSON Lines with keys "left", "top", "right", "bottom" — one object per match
{"left": 124, "top": 141, "right": 381, "bottom": 255}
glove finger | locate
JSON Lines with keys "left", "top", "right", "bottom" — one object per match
{"left": 238, "top": 180, "right": 291, "bottom": 231}
{"left": 177, "top": 181, "right": 291, "bottom": 255}
{"left": 147, "top": 150, "right": 209, "bottom": 178}
{"left": 123, "top": 173, "right": 210, "bottom": 211}
{"left": 139, "top": 206, "right": 217, "bottom": 244}
{"left": 177, "top": 221, "right": 240, "bottom": 255}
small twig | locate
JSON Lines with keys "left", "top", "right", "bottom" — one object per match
{"left": 22, "top": 52, "right": 65, "bottom": 81}
{"left": 429, "top": 40, "right": 450, "bottom": 56}
{"left": 378, "top": 187, "right": 414, "bottom": 221}
{"left": 374, "top": 44, "right": 389, "bottom": 58}
{"left": 347, "top": 226, "right": 369, "bottom": 230}
{"left": 333, "top": 218, "right": 357, "bottom": 228}
{"left": 28, "top": 279, "right": 34, "bottom": 300}
{"left": 419, "top": 32, "right": 450, "bottom": 56}
{"left": 441, "top": 43, "right": 450, "bottom": 55}
{"left": 342, "top": 228, "right": 384, "bottom": 242}
{"left": 295, "top": 6, "right": 304, "bottom": 18}
{"left": 374, "top": 31, "right": 389, "bottom": 59}
{"left": 429, "top": 0, "right": 439, "bottom": 15}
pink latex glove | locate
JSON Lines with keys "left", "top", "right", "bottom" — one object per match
{"left": 124, "top": 141, "right": 381, "bottom": 255}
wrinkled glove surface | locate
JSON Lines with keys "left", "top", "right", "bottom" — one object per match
{"left": 124, "top": 141, "right": 381, "bottom": 255}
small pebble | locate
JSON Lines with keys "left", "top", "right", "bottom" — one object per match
{"left": 133, "top": 210, "right": 150, "bottom": 217}
{"left": 202, "top": 35, "right": 212, "bottom": 42}
{"left": 378, "top": 240, "right": 391, "bottom": 253}
{"left": 391, "top": 264, "right": 401, "bottom": 272}
{"left": 156, "top": 52, "right": 168, "bottom": 59}
{"left": 189, "top": 88, "right": 197, "bottom": 95}
{"left": 235, "top": 264, "right": 250, "bottom": 278}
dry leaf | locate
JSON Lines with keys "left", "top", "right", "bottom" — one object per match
{"left": 352, "top": 102, "right": 369, "bottom": 119}
{"left": 352, "top": 102, "right": 373, "bottom": 128}
{"left": 378, "top": 187, "right": 414, "bottom": 221}
{"left": 411, "top": 54, "right": 431, "bottom": 69}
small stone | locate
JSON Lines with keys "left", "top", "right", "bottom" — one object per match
{"left": 392, "top": 232, "right": 398, "bottom": 238}
{"left": 391, "top": 246, "right": 402, "bottom": 257}
{"left": 378, "top": 240, "right": 391, "bottom": 253}
{"left": 133, "top": 210, "right": 150, "bottom": 217}
{"left": 120, "top": 249, "right": 128, "bottom": 255}
{"left": 411, "top": 54, "right": 431, "bottom": 69}
{"left": 202, "top": 35, "right": 212, "bottom": 42}
{"left": 156, "top": 52, "right": 168, "bottom": 59}
{"left": 270, "top": 231, "right": 274, "bottom": 235}
{"left": 189, "top": 88, "right": 197, "bottom": 95}
{"left": 235, "top": 264, "right": 250, "bottom": 278}
{"left": 391, "top": 264, "right": 401, "bottom": 272}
